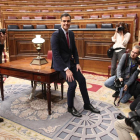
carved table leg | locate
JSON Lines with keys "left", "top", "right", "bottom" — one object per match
{"left": 47, "top": 83, "right": 51, "bottom": 115}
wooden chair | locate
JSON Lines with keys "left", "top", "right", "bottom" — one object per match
{"left": 108, "top": 49, "right": 130, "bottom": 78}
{"left": 43, "top": 50, "right": 65, "bottom": 99}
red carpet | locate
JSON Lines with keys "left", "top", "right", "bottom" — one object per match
{"left": 87, "top": 83, "right": 102, "bottom": 92}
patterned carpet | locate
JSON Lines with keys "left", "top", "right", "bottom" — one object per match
{"left": 0, "top": 72, "right": 136, "bottom": 140}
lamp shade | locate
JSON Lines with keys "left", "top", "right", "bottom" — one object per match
{"left": 32, "top": 35, "right": 45, "bottom": 44}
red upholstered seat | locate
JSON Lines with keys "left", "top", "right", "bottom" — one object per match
{"left": 8, "top": 16, "right": 17, "bottom": 19}
{"left": 53, "top": 10, "right": 60, "bottom": 12}
{"left": 42, "top": 10, "right": 49, "bottom": 12}
{"left": 35, "top": 10, "right": 41, "bottom": 12}
{"left": 46, "top": 16, "right": 56, "bottom": 19}
{"left": 22, "top": 16, "right": 30, "bottom": 19}
{"left": 87, "top": 9, "right": 94, "bottom": 11}
{"left": 108, "top": 7, "right": 115, "bottom": 10}
{"left": 128, "top": 5, "right": 137, "bottom": 8}
{"left": 73, "top": 10, "right": 82, "bottom": 12}
{"left": 74, "top": 16, "right": 83, "bottom": 19}
{"left": 34, "top": 16, "right": 42, "bottom": 19}
{"left": 64, "top": 10, "right": 71, "bottom": 12}
{"left": 114, "top": 14, "right": 123, "bottom": 18}
{"left": 90, "top": 15, "right": 99, "bottom": 19}
{"left": 117, "top": 6, "right": 126, "bottom": 9}
{"left": 102, "top": 15, "right": 111, "bottom": 18}
{"left": 6, "top": 9, "right": 13, "bottom": 11}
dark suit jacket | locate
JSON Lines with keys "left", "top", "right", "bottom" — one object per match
{"left": 51, "top": 28, "right": 79, "bottom": 71}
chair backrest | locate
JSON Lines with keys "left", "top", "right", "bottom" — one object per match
{"left": 90, "top": 15, "right": 99, "bottom": 19}
{"left": 8, "top": 25, "right": 19, "bottom": 29}
{"left": 69, "top": 25, "right": 79, "bottom": 29}
{"left": 64, "top": 10, "right": 71, "bottom": 12}
{"left": 54, "top": 24, "right": 61, "bottom": 29}
{"left": 96, "top": 8, "right": 103, "bottom": 11}
{"left": 114, "top": 14, "right": 123, "bottom": 18}
{"left": 46, "top": 16, "right": 56, "bottom": 19}
{"left": 42, "top": 10, "right": 49, "bottom": 12}
{"left": 8, "top": 16, "right": 17, "bottom": 19}
{"left": 35, "top": 10, "right": 41, "bottom": 12}
{"left": 36, "top": 25, "right": 47, "bottom": 29}
{"left": 22, "top": 16, "right": 30, "bottom": 19}
{"left": 6, "top": 9, "right": 13, "bottom": 11}
{"left": 101, "top": 23, "right": 113, "bottom": 28}
{"left": 74, "top": 16, "right": 82, "bottom": 19}
{"left": 47, "top": 50, "right": 52, "bottom": 60}
{"left": 128, "top": 5, "right": 137, "bottom": 8}
{"left": 23, "top": 25, "right": 34, "bottom": 29}
{"left": 34, "top": 16, "right": 42, "bottom": 19}
{"left": 87, "top": 9, "right": 94, "bottom": 11}
{"left": 108, "top": 7, "right": 115, "bottom": 10}
{"left": 86, "top": 24, "right": 97, "bottom": 28}
{"left": 117, "top": 6, "right": 126, "bottom": 9}
{"left": 102, "top": 15, "right": 111, "bottom": 18}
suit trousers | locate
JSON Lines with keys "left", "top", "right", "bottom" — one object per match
{"left": 60, "top": 65, "right": 90, "bottom": 108}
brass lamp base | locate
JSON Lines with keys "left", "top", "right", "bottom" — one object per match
{"left": 30, "top": 57, "right": 48, "bottom": 65}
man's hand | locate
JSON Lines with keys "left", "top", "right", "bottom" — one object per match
{"left": 76, "top": 64, "right": 82, "bottom": 73}
{"left": 124, "top": 84, "right": 128, "bottom": 91}
{"left": 0, "top": 32, "right": 6, "bottom": 44}
{"left": 119, "top": 78, "right": 123, "bottom": 82}
{"left": 66, "top": 69, "right": 74, "bottom": 82}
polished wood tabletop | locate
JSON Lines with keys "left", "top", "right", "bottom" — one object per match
{"left": 0, "top": 57, "right": 59, "bottom": 115}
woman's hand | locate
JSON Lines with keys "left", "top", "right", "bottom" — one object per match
{"left": 115, "top": 27, "right": 118, "bottom": 32}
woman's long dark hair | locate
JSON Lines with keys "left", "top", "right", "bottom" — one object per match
{"left": 116, "top": 22, "right": 129, "bottom": 34}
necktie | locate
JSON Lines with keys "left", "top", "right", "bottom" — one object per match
{"left": 66, "top": 32, "right": 70, "bottom": 48}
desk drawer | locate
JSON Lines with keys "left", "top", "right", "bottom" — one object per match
{"left": 34, "top": 75, "right": 46, "bottom": 82}
{"left": 0, "top": 69, "right": 33, "bottom": 80}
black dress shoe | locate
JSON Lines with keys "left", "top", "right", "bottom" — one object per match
{"left": 117, "top": 113, "right": 125, "bottom": 120}
{"left": 84, "top": 104, "right": 100, "bottom": 114}
{"left": 0, "top": 118, "right": 4, "bottom": 122}
{"left": 112, "top": 91, "right": 119, "bottom": 97}
{"left": 68, "top": 107, "right": 82, "bottom": 117}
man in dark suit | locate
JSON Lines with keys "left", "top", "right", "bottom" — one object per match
{"left": 0, "top": 30, "right": 6, "bottom": 122}
{"left": 51, "top": 13, "right": 100, "bottom": 117}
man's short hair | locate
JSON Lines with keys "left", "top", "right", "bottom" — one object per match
{"left": 133, "top": 45, "right": 140, "bottom": 54}
{"left": 60, "top": 13, "right": 71, "bottom": 21}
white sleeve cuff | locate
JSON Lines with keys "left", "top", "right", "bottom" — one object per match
{"left": 64, "top": 67, "right": 69, "bottom": 71}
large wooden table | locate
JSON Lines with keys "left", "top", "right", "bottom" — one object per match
{"left": 0, "top": 57, "right": 59, "bottom": 115}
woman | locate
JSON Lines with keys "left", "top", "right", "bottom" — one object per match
{"left": 111, "top": 22, "right": 131, "bottom": 76}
